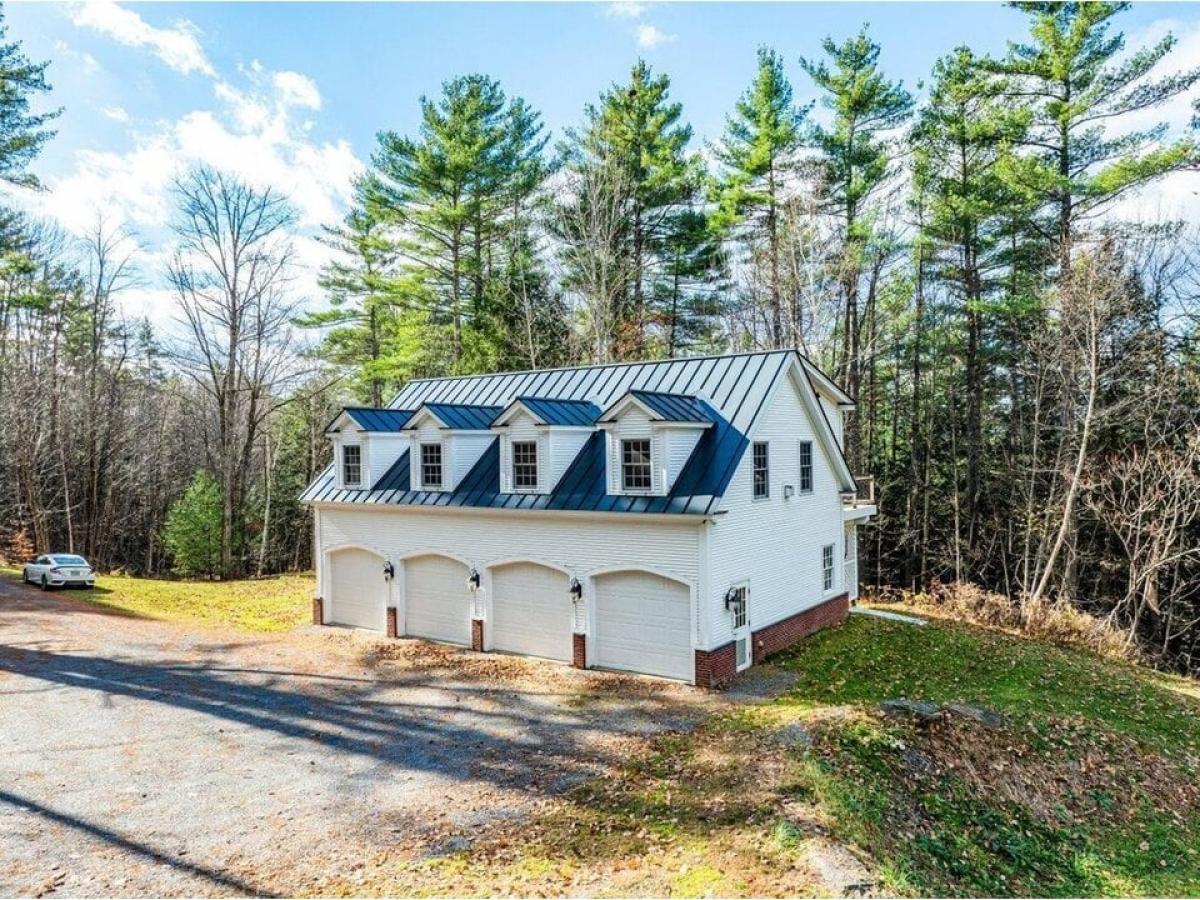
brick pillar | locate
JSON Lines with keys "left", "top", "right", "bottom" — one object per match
{"left": 572, "top": 633, "right": 586, "bottom": 669}
{"left": 386, "top": 607, "right": 398, "bottom": 638}
{"left": 312, "top": 597, "right": 324, "bottom": 626}
{"left": 471, "top": 619, "right": 484, "bottom": 652}
{"left": 694, "top": 644, "right": 736, "bottom": 689}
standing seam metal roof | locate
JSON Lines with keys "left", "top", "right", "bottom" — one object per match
{"left": 328, "top": 407, "right": 415, "bottom": 433}
{"left": 301, "top": 350, "right": 799, "bottom": 514}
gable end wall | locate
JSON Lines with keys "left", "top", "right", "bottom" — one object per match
{"left": 705, "top": 369, "right": 848, "bottom": 651}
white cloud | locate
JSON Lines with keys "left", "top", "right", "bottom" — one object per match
{"left": 1109, "top": 18, "right": 1200, "bottom": 140}
{"left": 100, "top": 106, "right": 129, "bottom": 122}
{"left": 606, "top": 1, "right": 647, "bottom": 18}
{"left": 636, "top": 23, "right": 677, "bottom": 49}
{"left": 71, "top": 0, "right": 215, "bottom": 77}
{"left": 273, "top": 71, "right": 321, "bottom": 111}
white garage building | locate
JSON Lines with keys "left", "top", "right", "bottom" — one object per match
{"left": 302, "top": 350, "right": 875, "bottom": 687}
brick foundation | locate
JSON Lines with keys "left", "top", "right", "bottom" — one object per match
{"left": 386, "top": 607, "right": 398, "bottom": 639}
{"left": 694, "top": 592, "right": 850, "bottom": 689}
{"left": 471, "top": 619, "right": 484, "bottom": 652}
{"left": 752, "top": 592, "right": 849, "bottom": 664}
{"left": 572, "top": 633, "right": 586, "bottom": 669}
{"left": 694, "top": 643, "right": 737, "bottom": 689}
{"left": 312, "top": 597, "right": 324, "bottom": 626}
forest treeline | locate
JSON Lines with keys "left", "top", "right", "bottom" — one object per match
{"left": 1, "top": 3, "right": 1199, "bottom": 672}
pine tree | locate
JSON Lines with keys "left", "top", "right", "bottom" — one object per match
{"left": 163, "top": 471, "right": 223, "bottom": 578}
{"left": 299, "top": 176, "right": 416, "bottom": 405}
{"left": 368, "top": 75, "right": 549, "bottom": 370}
{"left": 997, "top": 2, "right": 1200, "bottom": 272}
{"left": 913, "top": 46, "right": 1031, "bottom": 552}
{"left": 0, "top": 8, "right": 59, "bottom": 188}
{"left": 801, "top": 27, "right": 912, "bottom": 468}
{"left": 565, "top": 60, "right": 714, "bottom": 358}
{"left": 712, "top": 47, "right": 808, "bottom": 347}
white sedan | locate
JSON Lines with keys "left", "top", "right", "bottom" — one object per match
{"left": 23, "top": 554, "right": 96, "bottom": 590}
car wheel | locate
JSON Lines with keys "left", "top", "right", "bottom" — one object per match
{"left": 22, "top": 568, "right": 29, "bottom": 584}
{"left": 40, "top": 575, "right": 50, "bottom": 591}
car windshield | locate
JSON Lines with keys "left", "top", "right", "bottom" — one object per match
{"left": 51, "top": 555, "right": 88, "bottom": 566}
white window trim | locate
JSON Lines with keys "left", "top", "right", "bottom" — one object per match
{"left": 619, "top": 436, "right": 656, "bottom": 495}
{"left": 418, "top": 441, "right": 445, "bottom": 491}
{"left": 822, "top": 543, "right": 836, "bottom": 594}
{"left": 510, "top": 437, "right": 541, "bottom": 494}
{"left": 341, "top": 443, "right": 364, "bottom": 489}
{"left": 752, "top": 441, "right": 770, "bottom": 501}
{"left": 798, "top": 440, "right": 814, "bottom": 494}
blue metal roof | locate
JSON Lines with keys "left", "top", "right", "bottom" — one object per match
{"left": 507, "top": 396, "right": 601, "bottom": 427}
{"left": 307, "top": 399, "right": 744, "bottom": 515}
{"left": 331, "top": 407, "right": 414, "bottom": 433}
{"left": 412, "top": 402, "right": 504, "bottom": 431}
{"left": 620, "top": 390, "right": 716, "bottom": 424}
{"left": 301, "top": 350, "right": 803, "bottom": 515}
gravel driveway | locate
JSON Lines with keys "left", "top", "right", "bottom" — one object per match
{"left": 0, "top": 578, "right": 725, "bottom": 897}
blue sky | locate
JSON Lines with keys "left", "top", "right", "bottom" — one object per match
{"left": 6, "top": 2, "right": 1200, "bottom": 324}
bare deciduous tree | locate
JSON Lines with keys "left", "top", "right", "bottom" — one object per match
{"left": 168, "top": 166, "right": 300, "bottom": 578}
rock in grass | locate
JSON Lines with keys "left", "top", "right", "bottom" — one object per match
{"left": 879, "top": 699, "right": 940, "bottom": 720}
{"left": 943, "top": 702, "right": 1006, "bottom": 729}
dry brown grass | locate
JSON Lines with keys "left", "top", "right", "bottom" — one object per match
{"left": 865, "top": 580, "right": 1133, "bottom": 663}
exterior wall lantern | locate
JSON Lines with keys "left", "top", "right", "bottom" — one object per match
{"left": 724, "top": 586, "right": 743, "bottom": 611}
{"left": 382, "top": 560, "right": 395, "bottom": 581}
{"left": 783, "top": 484, "right": 795, "bottom": 500}
{"left": 569, "top": 577, "right": 583, "bottom": 601}
{"left": 467, "top": 568, "right": 481, "bottom": 592}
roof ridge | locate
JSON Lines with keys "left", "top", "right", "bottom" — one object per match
{"left": 395, "top": 348, "right": 798, "bottom": 389}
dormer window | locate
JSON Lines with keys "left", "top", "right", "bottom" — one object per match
{"left": 512, "top": 441, "right": 539, "bottom": 490}
{"left": 420, "top": 443, "right": 443, "bottom": 489}
{"left": 621, "top": 439, "right": 653, "bottom": 491}
{"left": 342, "top": 445, "right": 362, "bottom": 487}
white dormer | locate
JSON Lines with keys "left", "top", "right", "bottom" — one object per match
{"left": 597, "top": 391, "right": 713, "bottom": 496}
{"left": 404, "top": 402, "right": 502, "bottom": 492}
{"left": 325, "top": 407, "right": 413, "bottom": 491}
{"left": 491, "top": 397, "right": 600, "bottom": 494}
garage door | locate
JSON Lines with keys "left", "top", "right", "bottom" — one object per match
{"left": 491, "top": 563, "right": 572, "bottom": 661}
{"left": 593, "top": 571, "right": 692, "bottom": 681}
{"left": 404, "top": 555, "right": 472, "bottom": 645}
{"left": 328, "top": 548, "right": 386, "bottom": 631}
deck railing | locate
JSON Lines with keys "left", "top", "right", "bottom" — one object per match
{"left": 843, "top": 475, "right": 876, "bottom": 507}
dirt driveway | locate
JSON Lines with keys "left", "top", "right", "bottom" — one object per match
{"left": 0, "top": 578, "right": 747, "bottom": 897}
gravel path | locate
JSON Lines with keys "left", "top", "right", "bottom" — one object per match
{"left": 0, "top": 578, "right": 725, "bottom": 897}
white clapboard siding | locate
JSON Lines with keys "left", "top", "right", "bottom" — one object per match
{"left": 706, "top": 367, "right": 848, "bottom": 650}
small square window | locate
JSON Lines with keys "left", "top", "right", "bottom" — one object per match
{"left": 342, "top": 445, "right": 362, "bottom": 487}
{"left": 799, "top": 441, "right": 813, "bottom": 493}
{"left": 822, "top": 544, "right": 835, "bottom": 592}
{"left": 753, "top": 442, "right": 769, "bottom": 499}
{"left": 621, "top": 439, "right": 652, "bottom": 491}
{"left": 421, "top": 443, "right": 443, "bottom": 489}
{"left": 512, "top": 440, "right": 538, "bottom": 490}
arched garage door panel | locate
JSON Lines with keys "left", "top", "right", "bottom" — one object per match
{"left": 593, "top": 571, "right": 692, "bottom": 681}
{"left": 491, "top": 563, "right": 572, "bottom": 662}
{"left": 405, "top": 555, "right": 472, "bottom": 646}
{"left": 328, "top": 548, "right": 386, "bottom": 631}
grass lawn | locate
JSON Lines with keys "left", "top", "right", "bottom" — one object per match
{"left": 1, "top": 565, "right": 314, "bottom": 633}
{"left": 338, "top": 610, "right": 1200, "bottom": 898}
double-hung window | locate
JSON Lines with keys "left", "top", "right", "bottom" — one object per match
{"left": 822, "top": 543, "right": 835, "bottom": 592}
{"left": 621, "top": 439, "right": 653, "bottom": 491}
{"left": 799, "top": 441, "right": 813, "bottom": 493}
{"left": 752, "top": 441, "right": 770, "bottom": 499}
{"left": 342, "top": 445, "right": 362, "bottom": 487}
{"left": 420, "top": 443, "right": 443, "bottom": 489}
{"left": 512, "top": 440, "right": 538, "bottom": 491}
